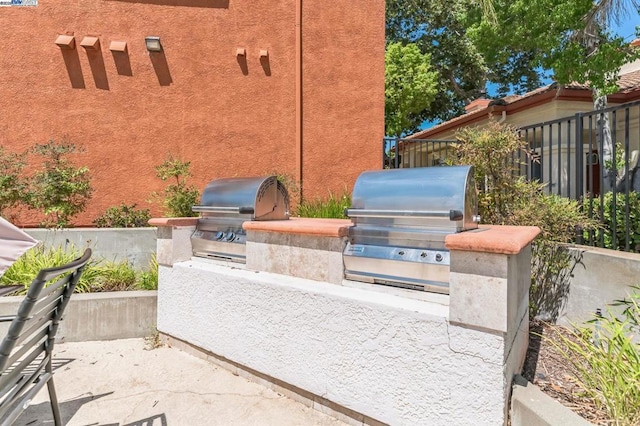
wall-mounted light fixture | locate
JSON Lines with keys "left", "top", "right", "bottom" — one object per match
{"left": 145, "top": 36, "right": 162, "bottom": 52}
{"left": 54, "top": 34, "right": 75, "bottom": 49}
{"left": 236, "top": 48, "right": 246, "bottom": 56}
{"left": 109, "top": 41, "right": 127, "bottom": 52}
{"left": 259, "top": 49, "right": 269, "bottom": 58}
{"left": 80, "top": 36, "right": 100, "bottom": 50}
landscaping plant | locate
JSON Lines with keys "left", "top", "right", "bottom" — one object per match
{"left": 0, "top": 147, "right": 29, "bottom": 220}
{"left": 453, "top": 122, "right": 595, "bottom": 320}
{"left": 93, "top": 203, "right": 151, "bottom": 228}
{"left": 0, "top": 244, "right": 157, "bottom": 294}
{"left": 550, "top": 291, "right": 640, "bottom": 425}
{"left": 28, "top": 139, "right": 93, "bottom": 228}
{"left": 585, "top": 191, "right": 640, "bottom": 252}
{"left": 295, "top": 191, "right": 351, "bottom": 219}
{"left": 151, "top": 156, "right": 199, "bottom": 217}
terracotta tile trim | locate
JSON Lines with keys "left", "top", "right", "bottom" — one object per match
{"left": 445, "top": 225, "right": 540, "bottom": 255}
{"left": 149, "top": 217, "right": 199, "bottom": 227}
{"left": 243, "top": 217, "right": 351, "bottom": 238}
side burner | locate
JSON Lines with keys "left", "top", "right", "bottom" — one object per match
{"left": 191, "top": 176, "right": 289, "bottom": 262}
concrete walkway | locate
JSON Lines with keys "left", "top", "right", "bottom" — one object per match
{"left": 17, "top": 339, "right": 347, "bottom": 426}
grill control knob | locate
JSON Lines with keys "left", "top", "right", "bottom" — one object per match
{"left": 225, "top": 232, "right": 236, "bottom": 242}
{"left": 420, "top": 252, "right": 427, "bottom": 258}
{"left": 215, "top": 231, "right": 225, "bottom": 240}
{"left": 435, "top": 253, "right": 443, "bottom": 262}
{"left": 398, "top": 250, "right": 405, "bottom": 256}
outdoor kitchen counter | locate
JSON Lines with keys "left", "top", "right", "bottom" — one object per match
{"left": 445, "top": 224, "right": 540, "bottom": 255}
{"left": 242, "top": 217, "right": 351, "bottom": 237}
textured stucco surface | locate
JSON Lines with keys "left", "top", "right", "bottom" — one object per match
{"left": 158, "top": 261, "right": 509, "bottom": 425}
{"left": 1, "top": 0, "right": 384, "bottom": 226}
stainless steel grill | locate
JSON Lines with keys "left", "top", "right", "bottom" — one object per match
{"left": 191, "top": 176, "right": 289, "bottom": 262}
{"left": 343, "top": 165, "right": 480, "bottom": 293}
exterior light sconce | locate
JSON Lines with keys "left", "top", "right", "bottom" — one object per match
{"left": 259, "top": 49, "right": 269, "bottom": 58}
{"left": 80, "top": 36, "right": 100, "bottom": 50}
{"left": 54, "top": 34, "right": 75, "bottom": 49}
{"left": 236, "top": 48, "right": 246, "bottom": 56}
{"left": 145, "top": 36, "right": 162, "bottom": 52}
{"left": 109, "top": 41, "right": 127, "bottom": 53}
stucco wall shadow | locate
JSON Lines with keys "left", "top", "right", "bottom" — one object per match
{"left": 107, "top": 0, "right": 229, "bottom": 7}
{"left": 60, "top": 48, "right": 86, "bottom": 89}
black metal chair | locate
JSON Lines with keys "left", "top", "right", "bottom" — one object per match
{"left": 0, "top": 248, "right": 92, "bottom": 426}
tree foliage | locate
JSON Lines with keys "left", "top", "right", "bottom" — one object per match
{"left": 385, "top": 0, "right": 640, "bottom": 126}
{"left": 152, "top": 156, "right": 199, "bottom": 218}
{"left": 29, "top": 139, "right": 93, "bottom": 228}
{"left": 0, "top": 147, "right": 28, "bottom": 219}
{"left": 385, "top": 42, "right": 439, "bottom": 136}
{"left": 386, "top": 0, "right": 488, "bottom": 123}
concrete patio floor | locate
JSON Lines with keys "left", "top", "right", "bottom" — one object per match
{"left": 16, "top": 338, "right": 348, "bottom": 426}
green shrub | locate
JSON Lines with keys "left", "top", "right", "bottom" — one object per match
{"left": 295, "top": 191, "right": 351, "bottom": 219}
{"left": 137, "top": 254, "right": 158, "bottom": 291}
{"left": 0, "top": 244, "right": 157, "bottom": 294}
{"left": 0, "top": 244, "right": 99, "bottom": 293}
{"left": 550, "top": 292, "right": 640, "bottom": 425}
{"left": 453, "top": 122, "right": 595, "bottom": 320}
{"left": 93, "top": 203, "right": 151, "bottom": 228}
{"left": 585, "top": 191, "right": 640, "bottom": 252}
{"left": 0, "top": 147, "right": 29, "bottom": 219}
{"left": 29, "top": 139, "right": 93, "bottom": 228}
{"left": 86, "top": 261, "right": 137, "bottom": 292}
{"left": 151, "top": 156, "right": 199, "bottom": 217}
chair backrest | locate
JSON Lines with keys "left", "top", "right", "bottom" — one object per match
{"left": 0, "top": 248, "right": 92, "bottom": 408}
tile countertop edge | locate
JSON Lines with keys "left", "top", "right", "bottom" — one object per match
{"left": 445, "top": 225, "right": 541, "bottom": 255}
{"left": 243, "top": 217, "right": 352, "bottom": 238}
{"left": 149, "top": 218, "right": 199, "bottom": 227}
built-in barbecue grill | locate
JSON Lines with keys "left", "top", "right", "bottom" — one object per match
{"left": 191, "top": 176, "right": 289, "bottom": 263}
{"left": 343, "top": 165, "right": 480, "bottom": 293}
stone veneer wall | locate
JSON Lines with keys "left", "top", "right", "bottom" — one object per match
{"left": 153, "top": 218, "right": 539, "bottom": 425}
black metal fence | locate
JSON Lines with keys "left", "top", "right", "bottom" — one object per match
{"left": 384, "top": 99, "right": 640, "bottom": 252}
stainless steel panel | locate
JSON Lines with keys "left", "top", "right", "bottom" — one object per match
{"left": 195, "top": 176, "right": 289, "bottom": 221}
{"left": 191, "top": 230, "right": 246, "bottom": 262}
{"left": 348, "top": 166, "right": 478, "bottom": 232}
{"left": 343, "top": 243, "right": 450, "bottom": 293}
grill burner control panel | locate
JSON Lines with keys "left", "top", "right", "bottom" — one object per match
{"left": 192, "top": 229, "right": 245, "bottom": 244}
{"left": 345, "top": 243, "right": 450, "bottom": 266}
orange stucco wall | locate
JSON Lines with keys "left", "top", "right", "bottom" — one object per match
{"left": 0, "top": 0, "right": 384, "bottom": 226}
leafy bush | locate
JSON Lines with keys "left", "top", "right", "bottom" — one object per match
{"left": 85, "top": 261, "right": 138, "bottom": 292}
{"left": 0, "top": 244, "right": 99, "bottom": 293}
{"left": 93, "top": 203, "right": 151, "bottom": 228}
{"left": 585, "top": 191, "right": 640, "bottom": 252}
{"left": 152, "top": 157, "right": 199, "bottom": 217}
{"left": 0, "top": 147, "right": 29, "bottom": 219}
{"left": 295, "top": 191, "right": 351, "bottom": 219}
{"left": 0, "top": 245, "right": 157, "bottom": 294}
{"left": 551, "top": 292, "right": 640, "bottom": 425}
{"left": 29, "top": 139, "right": 93, "bottom": 228}
{"left": 137, "top": 254, "right": 158, "bottom": 291}
{"left": 453, "top": 122, "right": 595, "bottom": 320}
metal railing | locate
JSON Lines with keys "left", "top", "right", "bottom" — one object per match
{"left": 383, "top": 99, "right": 640, "bottom": 252}
{"left": 383, "top": 138, "right": 457, "bottom": 169}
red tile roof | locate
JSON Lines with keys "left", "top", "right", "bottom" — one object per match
{"left": 407, "top": 69, "right": 640, "bottom": 139}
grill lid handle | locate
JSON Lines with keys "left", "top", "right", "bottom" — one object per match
{"left": 345, "top": 209, "right": 464, "bottom": 221}
{"left": 192, "top": 206, "right": 255, "bottom": 215}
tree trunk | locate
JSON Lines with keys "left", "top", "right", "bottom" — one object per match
{"left": 594, "top": 92, "right": 615, "bottom": 192}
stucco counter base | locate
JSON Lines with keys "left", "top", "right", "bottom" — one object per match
{"left": 158, "top": 259, "right": 509, "bottom": 425}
